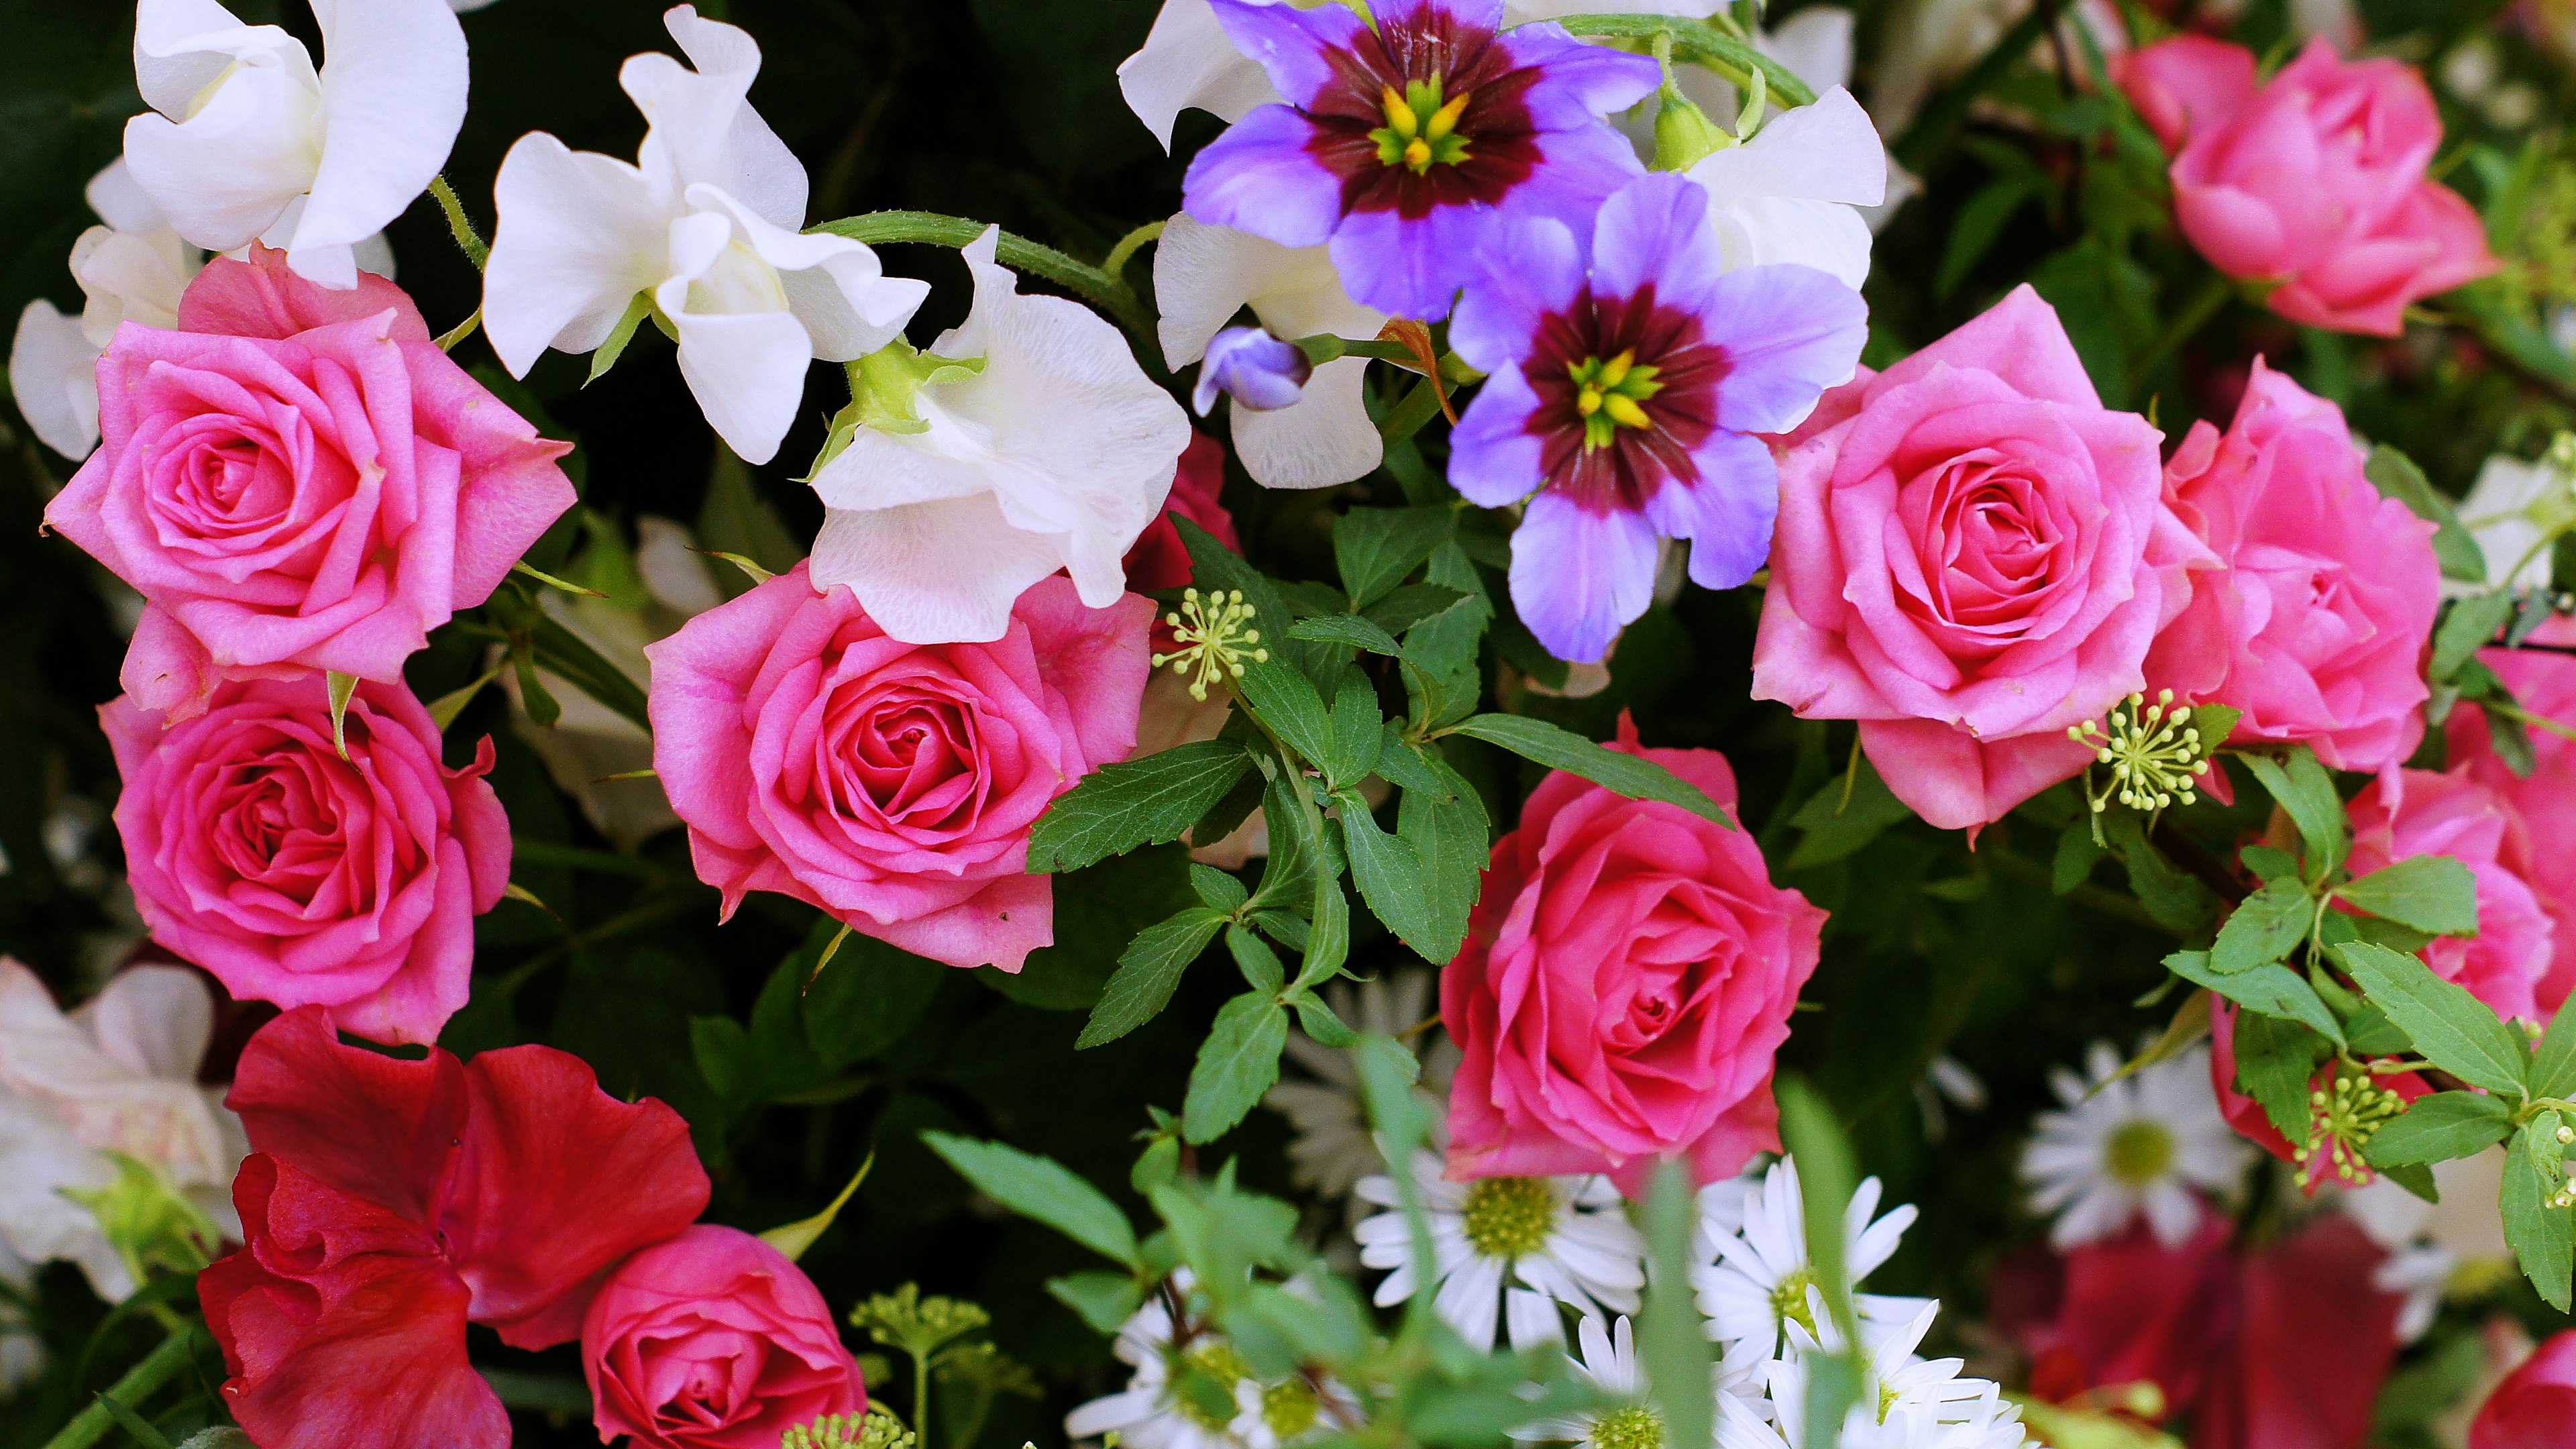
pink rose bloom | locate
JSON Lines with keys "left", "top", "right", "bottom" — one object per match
{"left": 2114, "top": 37, "right": 2499, "bottom": 336}
{"left": 647, "top": 564, "right": 1150, "bottom": 972}
{"left": 1752, "top": 286, "right": 2200, "bottom": 831}
{"left": 1442, "top": 719, "right": 1824, "bottom": 1194}
{"left": 44, "top": 247, "right": 575, "bottom": 720}
{"left": 2473, "top": 1328, "right": 2576, "bottom": 1449}
{"left": 2449, "top": 619, "right": 2576, "bottom": 1013}
{"left": 2346, "top": 768, "right": 2555, "bottom": 1023}
{"left": 2144, "top": 358, "right": 2437, "bottom": 772}
{"left": 101, "top": 674, "right": 511, "bottom": 1045}
{"left": 583, "top": 1225, "right": 863, "bottom": 1449}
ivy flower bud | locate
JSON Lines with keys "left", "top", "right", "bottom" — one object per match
{"left": 1192, "top": 326, "right": 1311, "bottom": 415}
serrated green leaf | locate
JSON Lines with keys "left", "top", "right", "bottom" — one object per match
{"left": 1238, "top": 664, "right": 1338, "bottom": 772}
{"left": 2339, "top": 855, "right": 2481, "bottom": 936}
{"left": 1334, "top": 506, "right": 1457, "bottom": 608}
{"left": 1191, "top": 862, "right": 1249, "bottom": 912}
{"left": 1287, "top": 991, "right": 1359, "bottom": 1046}
{"left": 1048, "top": 1271, "right": 1146, "bottom": 1336}
{"left": 1323, "top": 668, "right": 1384, "bottom": 788}
{"left": 1227, "top": 924, "right": 1286, "bottom": 994}
{"left": 2240, "top": 747, "right": 2348, "bottom": 881}
{"left": 2504, "top": 1126, "right": 2574, "bottom": 1310}
{"left": 2345, "top": 1001, "right": 2414, "bottom": 1057}
{"left": 2051, "top": 818, "right": 2107, "bottom": 894}
{"left": 2337, "top": 941, "right": 2527, "bottom": 1095}
{"left": 1289, "top": 613, "right": 1404, "bottom": 655}
{"left": 1450, "top": 713, "right": 1729, "bottom": 826}
{"left": 1076, "top": 907, "right": 1228, "bottom": 1049}
{"left": 2435, "top": 592, "right": 2518, "bottom": 683}
{"left": 2231, "top": 1010, "right": 2328, "bottom": 1141}
{"left": 2363, "top": 1091, "right": 2514, "bottom": 1167}
{"left": 1183, "top": 993, "right": 1291, "bottom": 1143}
{"left": 2366, "top": 443, "right": 2488, "bottom": 582}
{"left": 1028, "top": 741, "right": 1255, "bottom": 873}
{"left": 1364, "top": 582, "right": 1470, "bottom": 635}
{"left": 922, "top": 1130, "right": 1140, "bottom": 1266}
{"left": 2239, "top": 845, "right": 2300, "bottom": 885}
{"left": 2106, "top": 812, "right": 2217, "bottom": 934}
{"left": 2210, "top": 879, "right": 2315, "bottom": 973}
{"left": 2534, "top": 994, "right": 2576, "bottom": 1099}
{"left": 2165, "top": 951, "right": 2344, "bottom": 1046}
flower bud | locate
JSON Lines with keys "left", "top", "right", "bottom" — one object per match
{"left": 1192, "top": 327, "right": 1311, "bottom": 415}
{"left": 1650, "top": 89, "right": 1729, "bottom": 172}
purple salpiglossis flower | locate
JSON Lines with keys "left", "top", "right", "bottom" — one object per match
{"left": 1448, "top": 172, "right": 1867, "bottom": 663}
{"left": 1181, "top": 0, "right": 1660, "bottom": 321}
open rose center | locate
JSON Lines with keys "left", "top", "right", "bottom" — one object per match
{"left": 814, "top": 674, "right": 990, "bottom": 838}
{"left": 1900, "top": 456, "right": 2074, "bottom": 649}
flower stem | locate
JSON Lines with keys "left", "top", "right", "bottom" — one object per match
{"left": 1379, "top": 374, "right": 1449, "bottom": 445}
{"left": 2127, "top": 270, "right": 2234, "bottom": 395}
{"left": 42, "top": 1323, "right": 201, "bottom": 1449}
{"left": 429, "top": 174, "right": 488, "bottom": 270}
{"left": 808, "top": 211, "right": 1152, "bottom": 337}
{"left": 1099, "top": 219, "right": 1165, "bottom": 283}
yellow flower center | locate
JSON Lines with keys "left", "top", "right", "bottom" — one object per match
{"left": 1591, "top": 1405, "right": 1665, "bottom": 1449}
{"left": 1768, "top": 1265, "right": 1819, "bottom": 1341}
{"left": 2104, "top": 1118, "right": 2176, "bottom": 1187}
{"left": 1460, "top": 1177, "right": 1556, "bottom": 1260}
{"left": 1567, "top": 350, "right": 1664, "bottom": 450}
{"left": 1169, "top": 1341, "right": 1250, "bottom": 1432}
{"left": 1371, "top": 75, "right": 1472, "bottom": 173}
{"left": 1262, "top": 1379, "right": 1320, "bottom": 1441}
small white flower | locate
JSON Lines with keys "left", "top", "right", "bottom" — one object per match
{"left": 1511, "top": 1315, "right": 1656, "bottom": 1449}
{"left": 1154, "top": 213, "right": 1385, "bottom": 492}
{"left": 1065, "top": 1279, "right": 1346, "bottom": 1449}
{"left": 807, "top": 225, "right": 1189, "bottom": 645}
{"left": 484, "top": 5, "right": 928, "bottom": 466}
{"left": 1265, "top": 971, "right": 1455, "bottom": 1202}
{"left": 123, "top": 0, "right": 463, "bottom": 289}
{"left": 1695, "top": 1159, "right": 1930, "bottom": 1362}
{"left": 1681, "top": 88, "right": 1887, "bottom": 292}
{"left": 7, "top": 161, "right": 207, "bottom": 460}
{"left": 0, "top": 960, "right": 247, "bottom": 1303}
{"left": 1354, "top": 1148, "right": 1645, "bottom": 1352}
{"left": 2455, "top": 447, "right": 2576, "bottom": 594}
{"left": 1725, "top": 1303, "right": 2029, "bottom": 1449}
{"left": 2021, "top": 1040, "right": 2247, "bottom": 1251}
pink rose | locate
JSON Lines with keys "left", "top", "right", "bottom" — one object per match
{"left": 2449, "top": 619, "right": 2576, "bottom": 1013}
{"left": 646, "top": 564, "right": 1150, "bottom": 972}
{"left": 1752, "top": 286, "right": 2200, "bottom": 830}
{"left": 44, "top": 247, "right": 575, "bottom": 720}
{"left": 2473, "top": 1328, "right": 2576, "bottom": 1449}
{"left": 101, "top": 674, "right": 511, "bottom": 1045}
{"left": 2144, "top": 359, "right": 2437, "bottom": 772}
{"left": 1441, "top": 719, "right": 1824, "bottom": 1194}
{"left": 582, "top": 1225, "right": 863, "bottom": 1449}
{"left": 2346, "top": 768, "right": 2555, "bottom": 1023}
{"left": 2114, "top": 37, "right": 2499, "bottom": 336}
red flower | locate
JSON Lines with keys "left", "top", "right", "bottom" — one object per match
{"left": 1122, "top": 431, "right": 1239, "bottom": 594}
{"left": 197, "top": 1008, "right": 710, "bottom": 1449}
{"left": 2472, "top": 1328, "right": 2576, "bottom": 1448}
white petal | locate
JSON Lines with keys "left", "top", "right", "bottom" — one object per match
{"left": 1690, "top": 88, "right": 1886, "bottom": 207}
{"left": 1434, "top": 1252, "right": 1507, "bottom": 1352}
{"left": 1153, "top": 212, "right": 1381, "bottom": 366}
{"left": 1117, "top": 0, "right": 1283, "bottom": 152}
{"left": 7, "top": 303, "right": 101, "bottom": 460}
{"left": 81, "top": 967, "right": 212, "bottom": 1083}
{"left": 687, "top": 184, "right": 925, "bottom": 360}
{"left": 1231, "top": 354, "right": 1381, "bottom": 490}
{"left": 290, "top": 0, "right": 467, "bottom": 264}
{"left": 1756, "top": 8, "right": 1854, "bottom": 95}
{"left": 626, "top": 4, "right": 806, "bottom": 227}
{"left": 123, "top": 19, "right": 323, "bottom": 254}
{"left": 132, "top": 0, "right": 276, "bottom": 116}
{"left": 660, "top": 282, "right": 816, "bottom": 465}
{"left": 484, "top": 131, "right": 672, "bottom": 376}
{"left": 84, "top": 160, "right": 168, "bottom": 237}
{"left": 72, "top": 227, "right": 194, "bottom": 343}
{"left": 812, "top": 496, "right": 1075, "bottom": 645}
{"left": 1506, "top": 1286, "right": 1568, "bottom": 1351}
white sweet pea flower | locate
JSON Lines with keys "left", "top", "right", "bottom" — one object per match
{"left": 0, "top": 960, "right": 247, "bottom": 1304}
{"left": 7, "top": 161, "right": 206, "bottom": 460}
{"left": 483, "top": 5, "right": 927, "bottom": 466}
{"left": 1683, "top": 87, "right": 1888, "bottom": 290}
{"left": 809, "top": 227, "right": 1188, "bottom": 644}
{"left": 122, "top": 0, "right": 463, "bottom": 290}
{"left": 1155, "top": 213, "right": 1385, "bottom": 491}
{"left": 2456, "top": 444, "right": 2576, "bottom": 594}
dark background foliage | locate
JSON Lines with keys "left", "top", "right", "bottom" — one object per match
{"left": 3, "top": 0, "right": 2573, "bottom": 1444}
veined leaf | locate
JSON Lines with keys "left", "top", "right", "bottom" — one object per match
{"left": 1028, "top": 741, "right": 1254, "bottom": 873}
{"left": 2337, "top": 942, "right": 2527, "bottom": 1095}
{"left": 2339, "top": 855, "right": 2480, "bottom": 937}
{"left": 922, "top": 1131, "right": 1140, "bottom": 1267}
{"left": 1450, "top": 713, "right": 1729, "bottom": 826}
{"left": 2362, "top": 1091, "right": 2514, "bottom": 1167}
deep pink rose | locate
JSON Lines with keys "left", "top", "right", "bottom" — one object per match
{"left": 2144, "top": 359, "right": 2437, "bottom": 772}
{"left": 1752, "top": 286, "right": 2201, "bottom": 830}
{"left": 2114, "top": 37, "right": 2499, "bottom": 336}
{"left": 101, "top": 674, "right": 509, "bottom": 1046}
{"left": 2449, "top": 618, "right": 2576, "bottom": 1013}
{"left": 2346, "top": 767, "right": 2555, "bottom": 1023}
{"left": 1442, "top": 719, "right": 1823, "bottom": 1194}
{"left": 646, "top": 564, "right": 1150, "bottom": 972}
{"left": 582, "top": 1226, "right": 863, "bottom": 1449}
{"left": 2473, "top": 1328, "right": 2576, "bottom": 1449}
{"left": 44, "top": 247, "right": 575, "bottom": 720}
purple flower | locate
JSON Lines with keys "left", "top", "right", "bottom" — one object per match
{"left": 1448, "top": 172, "right": 1868, "bottom": 663}
{"left": 1181, "top": 0, "right": 1660, "bottom": 322}
{"left": 1193, "top": 326, "right": 1313, "bottom": 414}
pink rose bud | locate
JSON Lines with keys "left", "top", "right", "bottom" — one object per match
{"left": 2345, "top": 768, "right": 2555, "bottom": 1023}
{"left": 2448, "top": 616, "right": 2576, "bottom": 1015}
{"left": 582, "top": 1226, "right": 864, "bottom": 1449}
{"left": 2114, "top": 37, "right": 2500, "bottom": 336}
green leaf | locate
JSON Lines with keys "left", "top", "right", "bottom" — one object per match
{"left": 2345, "top": 1001, "right": 2414, "bottom": 1057}
{"left": 1287, "top": 991, "right": 1359, "bottom": 1047}
{"left": 2363, "top": 1091, "right": 2515, "bottom": 1167}
{"left": 2434, "top": 592, "right": 2518, "bottom": 683}
{"left": 1399, "top": 543, "right": 1493, "bottom": 731}
{"left": 2381, "top": 1161, "right": 2440, "bottom": 1203}
{"left": 525, "top": 609, "right": 651, "bottom": 730}
{"left": 1450, "top": 714, "right": 1729, "bottom": 826}
{"left": 2534, "top": 992, "right": 2576, "bottom": 1099}
{"left": 585, "top": 291, "right": 655, "bottom": 384}
{"left": 1784, "top": 759, "right": 1913, "bottom": 869}
{"left": 1076, "top": 907, "right": 1228, "bottom": 1049}
{"left": 2163, "top": 951, "right": 2345, "bottom": 1046}
{"left": 2366, "top": 444, "right": 2489, "bottom": 583}
{"left": 1364, "top": 582, "right": 1470, "bottom": 635}
{"left": 922, "top": 1130, "right": 1140, "bottom": 1266}
{"left": 1228, "top": 924, "right": 1286, "bottom": 994}
{"left": 1237, "top": 664, "right": 1338, "bottom": 771}
{"left": 2051, "top": 818, "right": 2107, "bottom": 894}
{"left": 1775, "top": 1077, "right": 1863, "bottom": 1435}
{"left": 1335, "top": 506, "right": 1459, "bottom": 609}
{"left": 326, "top": 670, "right": 360, "bottom": 759}
{"left": 2240, "top": 747, "right": 2348, "bottom": 880}
{"left": 2504, "top": 1124, "right": 2575, "bottom": 1311}
{"left": 2210, "top": 879, "right": 2315, "bottom": 974}
{"left": 759, "top": 1149, "right": 874, "bottom": 1261}
{"left": 2106, "top": 812, "right": 2217, "bottom": 934}
{"left": 2240, "top": 845, "right": 2301, "bottom": 885}
{"left": 1047, "top": 1271, "right": 1146, "bottom": 1336}
{"left": 1638, "top": 1160, "right": 1714, "bottom": 1449}
{"left": 1191, "top": 863, "right": 1248, "bottom": 913}
{"left": 2337, "top": 942, "right": 2528, "bottom": 1095}
{"left": 2339, "top": 855, "right": 2481, "bottom": 936}
{"left": 1322, "top": 668, "right": 1384, "bottom": 788}
{"left": 1340, "top": 794, "right": 1437, "bottom": 961}
{"left": 1183, "top": 993, "right": 1291, "bottom": 1144}
{"left": 2231, "top": 1010, "right": 2328, "bottom": 1142}
{"left": 803, "top": 928, "right": 948, "bottom": 1071}
{"left": 1289, "top": 614, "right": 1404, "bottom": 655}
{"left": 1027, "top": 741, "right": 1255, "bottom": 873}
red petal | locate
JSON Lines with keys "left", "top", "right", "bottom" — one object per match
{"left": 225, "top": 1008, "right": 469, "bottom": 1224}
{"left": 201, "top": 1155, "right": 506, "bottom": 1449}
{"left": 439, "top": 1043, "right": 710, "bottom": 1348}
{"left": 2193, "top": 1215, "right": 2400, "bottom": 1449}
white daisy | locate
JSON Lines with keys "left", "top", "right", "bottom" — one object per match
{"left": 1264, "top": 971, "right": 1456, "bottom": 1202}
{"left": 1726, "top": 1303, "right": 2029, "bottom": 1449}
{"left": 2021, "top": 1041, "right": 2248, "bottom": 1250}
{"left": 1065, "top": 1279, "right": 1346, "bottom": 1449}
{"left": 1354, "top": 1149, "right": 1646, "bottom": 1352}
{"left": 1695, "top": 1160, "right": 1930, "bottom": 1362}
{"left": 1511, "top": 1314, "right": 1654, "bottom": 1448}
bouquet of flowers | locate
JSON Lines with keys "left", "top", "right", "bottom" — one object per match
{"left": 7, "top": 1, "right": 2576, "bottom": 1447}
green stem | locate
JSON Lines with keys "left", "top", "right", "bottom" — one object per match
{"left": 808, "top": 212, "right": 1151, "bottom": 336}
{"left": 914, "top": 1348, "right": 933, "bottom": 1449}
{"left": 1553, "top": 16, "right": 1815, "bottom": 107}
{"left": 435, "top": 307, "right": 482, "bottom": 354}
{"left": 1379, "top": 375, "right": 1448, "bottom": 445}
{"left": 1099, "top": 219, "right": 1165, "bottom": 283}
{"left": 42, "top": 1324, "right": 200, "bottom": 1449}
{"left": 1891, "top": 2, "right": 2055, "bottom": 169}
{"left": 428, "top": 175, "right": 488, "bottom": 270}
{"left": 2127, "top": 270, "right": 2234, "bottom": 393}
